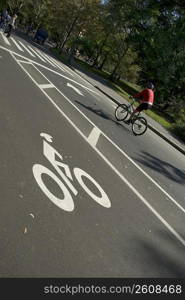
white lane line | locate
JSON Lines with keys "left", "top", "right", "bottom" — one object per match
{"left": 46, "top": 55, "right": 75, "bottom": 77}
{"left": 18, "top": 41, "right": 36, "bottom": 57}
{"left": 58, "top": 62, "right": 75, "bottom": 77}
{"left": 39, "top": 50, "right": 75, "bottom": 77}
{"left": 11, "top": 53, "right": 185, "bottom": 247}
{"left": 44, "top": 53, "right": 66, "bottom": 70}
{"left": 27, "top": 46, "right": 46, "bottom": 62}
{"left": 39, "top": 83, "right": 54, "bottom": 89}
{"left": 104, "top": 139, "right": 185, "bottom": 214}
{"left": 17, "top": 60, "right": 32, "bottom": 64}
{"left": 88, "top": 127, "right": 101, "bottom": 147}
{"left": 10, "top": 37, "right": 24, "bottom": 51}
{"left": 36, "top": 50, "right": 57, "bottom": 67}
{"left": 0, "top": 32, "right": 11, "bottom": 45}
{"left": 0, "top": 45, "right": 100, "bottom": 95}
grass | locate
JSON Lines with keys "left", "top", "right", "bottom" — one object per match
{"left": 171, "top": 123, "right": 185, "bottom": 142}
{"left": 145, "top": 110, "right": 172, "bottom": 128}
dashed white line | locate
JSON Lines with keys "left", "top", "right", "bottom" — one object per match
{"left": 39, "top": 83, "right": 54, "bottom": 89}
{"left": 88, "top": 127, "right": 101, "bottom": 147}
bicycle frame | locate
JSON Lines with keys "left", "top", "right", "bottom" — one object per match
{"left": 115, "top": 98, "right": 148, "bottom": 135}
{"left": 127, "top": 99, "right": 141, "bottom": 118}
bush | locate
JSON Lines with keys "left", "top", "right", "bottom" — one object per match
{"left": 171, "top": 123, "right": 185, "bottom": 143}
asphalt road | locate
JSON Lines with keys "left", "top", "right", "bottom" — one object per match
{"left": 0, "top": 32, "right": 185, "bottom": 278}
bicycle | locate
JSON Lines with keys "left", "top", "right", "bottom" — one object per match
{"left": 115, "top": 97, "right": 148, "bottom": 136}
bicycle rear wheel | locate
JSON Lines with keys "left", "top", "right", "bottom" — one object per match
{"left": 115, "top": 104, "right": 128, "bottom": 121}
{"left": 132, "top": 116, "right": 148, "bottom": 136}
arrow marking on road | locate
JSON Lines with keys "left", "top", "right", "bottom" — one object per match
{"left": 67, "top": 83, "right": 84, "bottom": 96}
{"left": 40, "top": 133, "right": 53, "bottom": 142}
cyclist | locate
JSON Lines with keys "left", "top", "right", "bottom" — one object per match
{"left": 125, "top": 82, "right": 155, "bottom": 124}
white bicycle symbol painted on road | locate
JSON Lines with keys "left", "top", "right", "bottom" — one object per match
{"left": 32, "top": 133, "right": 111, "bottom": 212}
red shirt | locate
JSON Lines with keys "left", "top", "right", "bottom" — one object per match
{"left": 134, "top": 89, "right": 154, "bottom": 105}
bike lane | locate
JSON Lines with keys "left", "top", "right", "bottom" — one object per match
{"left": 37, "top": 64, "right": 185, "bottom": 204}
{"left": 15, "top": 55, "right": 185, "bottom": 243}
{"left": 0, "top": 50, "right": 185, "bottom": 278}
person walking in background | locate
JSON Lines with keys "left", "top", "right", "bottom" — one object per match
{"left": 0, "top": 9, "right": 8, "bottom": 31}
{"left": 5, "top": 14, "right": 17, "bottom": 38}
{"left": 0, "top": 15, "right": 2, "bottom": 29}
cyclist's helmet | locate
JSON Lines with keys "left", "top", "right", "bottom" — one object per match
{"left": 147, "top": 82, "right": 155, "bottom": 90}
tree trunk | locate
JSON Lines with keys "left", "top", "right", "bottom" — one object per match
{"left": 67, "top": 42, "right": 76, "bottom": 64}
{"left": 109, "top": 46, "right": 129, "bottom": 81}
{"left": 109, "top": 61, "right": 120, "bottom": 81}
{"left": 98, "top": 52, "right": 109, "bottom": 70}
{"left": 60, "top": 15, "right": 79, "bottom": 52}
{"left": 92, "top": 34, "right": 110, "bottom": 67}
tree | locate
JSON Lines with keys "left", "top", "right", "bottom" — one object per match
{"left": 127, "top": 0, "right": 185, "bottom": 117}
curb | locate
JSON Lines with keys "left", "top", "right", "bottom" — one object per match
{"left": 147, "top": 124, "right": 185, "bottom": 155}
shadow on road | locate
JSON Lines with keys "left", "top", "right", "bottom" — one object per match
{"left": 134, "top": 151, "right": 185, "bottom": 184}
{"left": 75, "top": 100, "right": 124, "bottom": 128}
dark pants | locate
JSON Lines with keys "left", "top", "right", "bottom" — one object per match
{"left": 6, "top": 24, "right": 12, "bottom": 37}
{"left": 136, "top": 103, "right": 152, "bottom": 112}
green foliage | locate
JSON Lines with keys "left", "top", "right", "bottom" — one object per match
{"left": 0, "top": 0, "right": 7, "bottom": 11}
{"left": 171, "top": 123, "right": 185, "bottom": 142}
{"left": 1, "top": 0, "right": 184, "bottom": 126}
{"left": 128, "top": 0, "right": 185, "bottom": 122}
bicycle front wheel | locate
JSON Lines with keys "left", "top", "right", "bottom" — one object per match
{"left": 115, "top": 104, "right": 128, "bottom": 121}
{"left": 132, "top": 117, "right": 148, "bottom": 136}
